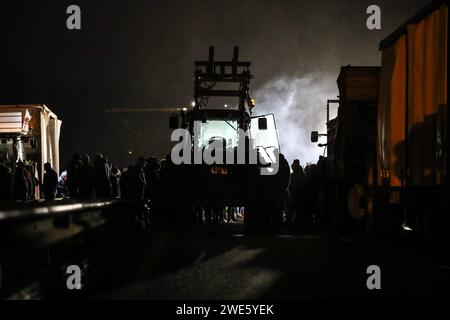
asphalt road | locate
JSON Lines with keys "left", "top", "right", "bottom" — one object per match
{"left": 83, "top": 222, "right": 450, "bottom": 300}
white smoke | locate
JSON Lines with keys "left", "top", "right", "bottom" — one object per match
{"left": 254, "top": 75, "right": 337, "bottom": 166}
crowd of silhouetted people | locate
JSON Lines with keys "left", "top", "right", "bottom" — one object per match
{"left": 287, "top": 156, "right": 327, "bottom": 226}
{"left": 0, "top": 156, "right": 58, "bottom": 202}
{"left": 64, "top": 153, "right": 168, "bottom": 206}
{"left": 1, "top": 151, "right": 328, "bottom": 229}
{"left": 253, "top": 153, "right": 328, "bottom": 228}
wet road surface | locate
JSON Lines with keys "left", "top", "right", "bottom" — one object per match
{"left": 82, "top": 222, "right": 450, "bottom": 300}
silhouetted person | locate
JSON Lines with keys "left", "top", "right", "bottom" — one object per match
{"left": 145, "top": 157, "right": 162, "bottom": 223}
{"left": 160, "top": 153, "right": 185, "bottom": 229}
{"left": 119, "top": 165, "right": 133, "bottom": 199}
{"left": 135, "top": 157, "right": 147, "bottom": 200}
{"left": 110, "top": 165, "right": 121, "bottom": 198}
{"left": 288, "top": 159, "right": 305, "bottom": 223}
{"left": 144, "top": 157, "right": 159, "bottom": 199}
{"left": 43, "top": 162, "right": 58, "bottom": 201}
{"left": 120, "top": 158, "right": 146, "bottom": 200}
{"left": 56, "top": 170, "right": 67, "bottom": 198}
{"left": 78, "top": 153, "right": 94, "bottom": 199}
{"left": 12, "top": 161, "right": 28, "bottom": 201}
{"left": 0, "top": 157, "right": 13, "bottom": 201}
{"left": 158, "top": 156, "right": 171, "bottom": 226}
{"left": 273, "top": 153, "right": 291, "bottom": 226}
{"left": 25, "top": 164, "right": 39, "bottom": 201}
{"left": 67, "top": 154, "right": 82, "bottom": 198}
{"left": 304, "top": 164, "right": 319, "bottom": 225}
{"left": 93, "top": 153, "right": 112, "bottom": 198}
{"left": 316, "top": 156, "right": 328, "bottom": 225}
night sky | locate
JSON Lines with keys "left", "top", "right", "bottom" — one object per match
{"left": 0, "top": 0, "right": 429, "bottom": 168}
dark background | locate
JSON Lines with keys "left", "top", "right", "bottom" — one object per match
{"left": 0, "top": 0, "right": 429, "bottom": 169}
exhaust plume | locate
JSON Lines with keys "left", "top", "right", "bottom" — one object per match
{"left": 254, "top": 75, "right": 337, "bottom": 166}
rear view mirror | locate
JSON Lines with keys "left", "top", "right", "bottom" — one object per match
{"left": 169, "top": 115, "right": 179, "bottom": 129}
{"left": 311, "top": 131, "right": 319, "bottom": 143}
{"left": 258, "top": 117, "right": 267, "bottom": 130}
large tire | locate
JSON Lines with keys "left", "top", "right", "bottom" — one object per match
{"left": 347, "top": 184, "right": 366, "bottom": 221}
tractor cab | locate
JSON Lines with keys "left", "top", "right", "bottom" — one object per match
{"left": 169, "top": 46, "right": 280, "bottom": 167}
{"left": 167, "top": 47, "right": 280, "bottom": 232}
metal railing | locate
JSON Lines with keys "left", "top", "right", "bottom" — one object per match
{"left": 0, "top": 199, "right": 150, "bottom": 299}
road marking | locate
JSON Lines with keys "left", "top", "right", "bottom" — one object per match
{"left": 277, "top": 235, "right": 331, "bottom": 240}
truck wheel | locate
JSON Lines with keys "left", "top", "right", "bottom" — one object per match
{"left": 347, "top": 184, "right": 366, "bottom": 221}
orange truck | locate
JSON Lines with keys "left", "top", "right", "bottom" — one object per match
{"left": 314, "top": 0, "right": 448, "bottom": 238}
{"left": 0, "top": 105, "right": 62, "bottom": 184}
{"left": 372, "top": 0, "right": 448, "bottom": 238}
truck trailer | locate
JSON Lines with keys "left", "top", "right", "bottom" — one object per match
{"left": 374, "top": 0, "right": 448, "bottom": 239}
{"left": 0, "top": 104, "right": 62, "bottom": 183}
{"left": 313, "top": 66, "right": 380, "bottom": 228}
{"left": 312, "top": 0, "right": 448, "bottom": 238}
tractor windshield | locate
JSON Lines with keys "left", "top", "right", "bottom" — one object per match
{"left": 194, "top": 119, "right": 239, "bottom": 149}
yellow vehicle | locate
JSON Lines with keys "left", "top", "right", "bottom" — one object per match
{"left": 373, "top": 0, "right": 448, "bottom": 238}
{"left": 312, "top": 0, "right": 448, "bottom": 238}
